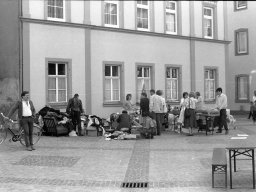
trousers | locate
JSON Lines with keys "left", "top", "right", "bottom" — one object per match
{"left": 20, "top": 117, "right": 34, "bottom": 147}
{"left": 218, "top": 109, "right": 228, "bottom": 131}
{"left": 71, "top": 110, "right": 81, "bottom": 134}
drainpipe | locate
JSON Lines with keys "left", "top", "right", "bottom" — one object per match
{"left": 18, "top": 0, "right": 23, "bottom": 93}
{"left": 189, "top": 1, "right": 195, "bottom": 92}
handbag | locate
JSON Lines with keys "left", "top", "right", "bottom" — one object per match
{"left": 184, "top": 99, "right": 191, "bottom": 118}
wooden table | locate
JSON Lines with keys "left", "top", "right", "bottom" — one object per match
{"left": 197, "top": 113, "right": 219, "bottom": 135}
{"left": 226, "top": 136, "right": 256, "bottom": 189}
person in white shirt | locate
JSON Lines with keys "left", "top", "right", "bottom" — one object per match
{"left": 215, "top": 87, "right": 228, "bottom": 134}
{"left": 7, "top": 91, "right": 36, "bottom": 151}
{"left": 150, "top": 90, "right": 164, "bottom": 135}
{"left": 177, "top": 92, "right": 189, "bottom": 125}
{"left": 149, "top": 89, "right": 156, "bottom": 119}
{"left": 184, "top": 92, "right": 197, "bottom": 136}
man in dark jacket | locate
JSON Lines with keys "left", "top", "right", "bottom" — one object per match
{"left": 66, "top": 94, "right": 84, "bottom": 136}
{"left": 140, "top": 92, "right": 150, "bottom": 117}
{"left": 117, "top": 110, "right": 132, "bottom": 133}
{"left": 7, "top": 91, "right": 36, "bottom": 151}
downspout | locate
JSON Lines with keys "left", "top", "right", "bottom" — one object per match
{"left": 18, "top": 0, "right": 23, "bottom": 93}
{"left": 189, "top": 1, "right": 195, "bottom": 92}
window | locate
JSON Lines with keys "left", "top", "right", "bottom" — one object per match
{"left": 236, "top": 75, "right": 249, "bottom": 102}
{"left": 234, "top": 1, "right": 247, "bottom": 11}
{"left": 235, "top": 29, "right": 249, "bottom": 55}
{"left": 137, "top": 0, "right": 150, "bottom": 31}
{"left": 47, "top": 0, "right": 65, "bottom": 21}
{"left": 203, "top": 7, "right": 214, "bottom": 39}
{"left": 165, "top": 1, "right": 177, "bottom": 34}
{"left": 104, "top": 65, "right": 121, "bottom": 102}
{"left": 166, "top": 67, "right": 179, "bottom": 102}
{"left": 104, "top": 1, "right": 119, "bottom": 27}
{"left": 204, "top": 69, "right": 216, "bottom": 101}
{"left": 48, "top": 63, "right": 67, "bottom": 103}
{"left": 137, "top": 66, "right": 151, "bottom": 102}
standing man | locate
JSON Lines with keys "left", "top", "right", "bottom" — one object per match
{"left": 66, "top": 94, "right": 84, "bottom": 136}
{"left": 215, "top": 87, "right": 228, "bottom": 134}
{"left": 150, "top": 90, "right": 164, "bottom": 136}
{"left": 149, "top": 89, "right": 156, "bottom": 120}
{"left": 7, "top": 91, "right": 36, "bottom": 151}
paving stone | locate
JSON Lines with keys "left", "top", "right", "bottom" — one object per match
{"left": 0, "top": 116, "right": 256, "bottom": 191}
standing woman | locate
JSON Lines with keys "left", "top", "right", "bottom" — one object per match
{"left": 184, "top": 92, "right": 197, "bottom": 136}
{"left": 177, "top": 92, "right": 189, "bottom": 126}
{"left": 123, "top": 94, "right": 136, "bottom": 114}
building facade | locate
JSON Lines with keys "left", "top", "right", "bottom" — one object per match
{"left": 226, "top": 1, "right": 256, "bottom": 113}
{"left": 0, "top": 0, "right": 229, "bottom": 118}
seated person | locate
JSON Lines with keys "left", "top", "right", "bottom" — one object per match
{"left": 117, "top": 110, "right": 132, "bottom": 133}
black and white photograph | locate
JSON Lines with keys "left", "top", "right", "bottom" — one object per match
{"left": 0, "top": 0, "right": 256, "bottom": 191}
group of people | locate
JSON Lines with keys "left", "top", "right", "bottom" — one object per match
{"left": 5, "top": 92, "right": 84, "bottom": 151}
{"left": 4, "top": 86, "right": 231, "bottom": 151}
{"left": 177, "top": 88, "right": 228, "bottom": 136}
{"left": 122, "top": 89, "right": 168, "bottom": 136}
{"left": 122, "top": 87, "right": 230, "bottom": 136}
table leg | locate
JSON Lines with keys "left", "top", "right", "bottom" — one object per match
{"left": 234, "top": 150, "right": 237, "bottom": 172}
{"left": 253, "top": 149, "right": 255, "bottom": 189}
{"left": 205, "top": 117, "right": 208, "bottom": 136}
{"left": 229, "top": 150, "right": 232, "bottom": 189}
{"left": 211, "top": 117, "right": 214, "bottom": 135}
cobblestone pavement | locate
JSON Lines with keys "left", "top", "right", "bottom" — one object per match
{"left": 0, "top": 115, "right": 256, "bottom": 192}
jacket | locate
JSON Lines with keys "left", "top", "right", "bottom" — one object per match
{"left": 8, "top": 100, "right": 36, "bottom": 120}
{"left": 66, "top": 97, "right": 84, "bottom": 113}
{"left": 117, "top": 113, "right": 132, "bottom": 130}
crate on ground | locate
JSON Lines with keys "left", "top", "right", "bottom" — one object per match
{"left": 86, "top": 126, "right": 102, "bottom": 137}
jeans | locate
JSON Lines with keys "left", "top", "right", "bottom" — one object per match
{"left": 71, "top": 110, "right": 81, "bottom": 134}
{"left": 218, "top": 109, "right": 228, "bottom": 131}
{"left": 155, "top": 113, "right": 162, "bottom": 135}
{"left": 20, "top": 117, "right": 34, "bottom": 147}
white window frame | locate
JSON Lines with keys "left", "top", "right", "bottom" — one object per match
{"left": 48, "top": 63, "right": 68, "bottom": 103}
{"left": 203, "top": 7, "right": 214, "bottom": 39}
{"left": 47, "top": 0, "right": 65, "bottom": 22}
{"left": 236, "top": 75, "right": 249, "bottom": 102}
{"left": 237, "top": 31, "right": 247, "bottom": 54}
{"left": 136, "top": 66, "right": 151, "bottom": 103}
{"left": 236, "top": 29, "right": 248, "bottom": 55}
{"left": 165, "top": 1, "right": 177, "bottom": 35}
{"left": 235, "top": 1, "right": 247, "bottom": 10}
{"left": 204, "top": 69, "right": 216, "bottom": 101}
{"left": 137, "top": 0, "right": 150, "bottom": 31}
{"left": 104, "top": 65, "right": 121, "bottom": 102}
{"left": 237, "top": 76, "right": 248, "bottom": 100}
{"left": 104, "top": 0, "right": 119, "bottom": 28}
{"left": 166, "top": 67, "right": 179, "bottom": 102}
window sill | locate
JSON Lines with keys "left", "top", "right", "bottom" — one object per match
{"left": 47, "top": 17, "right": 65, "bottom": 22}
{"left": 48, "top": 102, "right": 68, "bottom": 110}
{"left": 103, "top": 101, "right": 123, "bottom": 107}
{"left": 204, "top": 100, "right": 216, "bottom": 104}
{"left": 235, "top": 52, "right": 249, "bottom": 56}
{"left": 235, "top": 99, "right": 250, "bottom": 103}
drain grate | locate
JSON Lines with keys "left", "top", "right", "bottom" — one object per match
{"left": 121, "top": 182, "right": 148, "bottom": 188}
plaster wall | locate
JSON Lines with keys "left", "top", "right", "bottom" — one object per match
{"left": 27, "top": 24, "right": 86, "bottom": 112}
{"left": 90, "top": 30, "right": 191, "bottom": 117}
